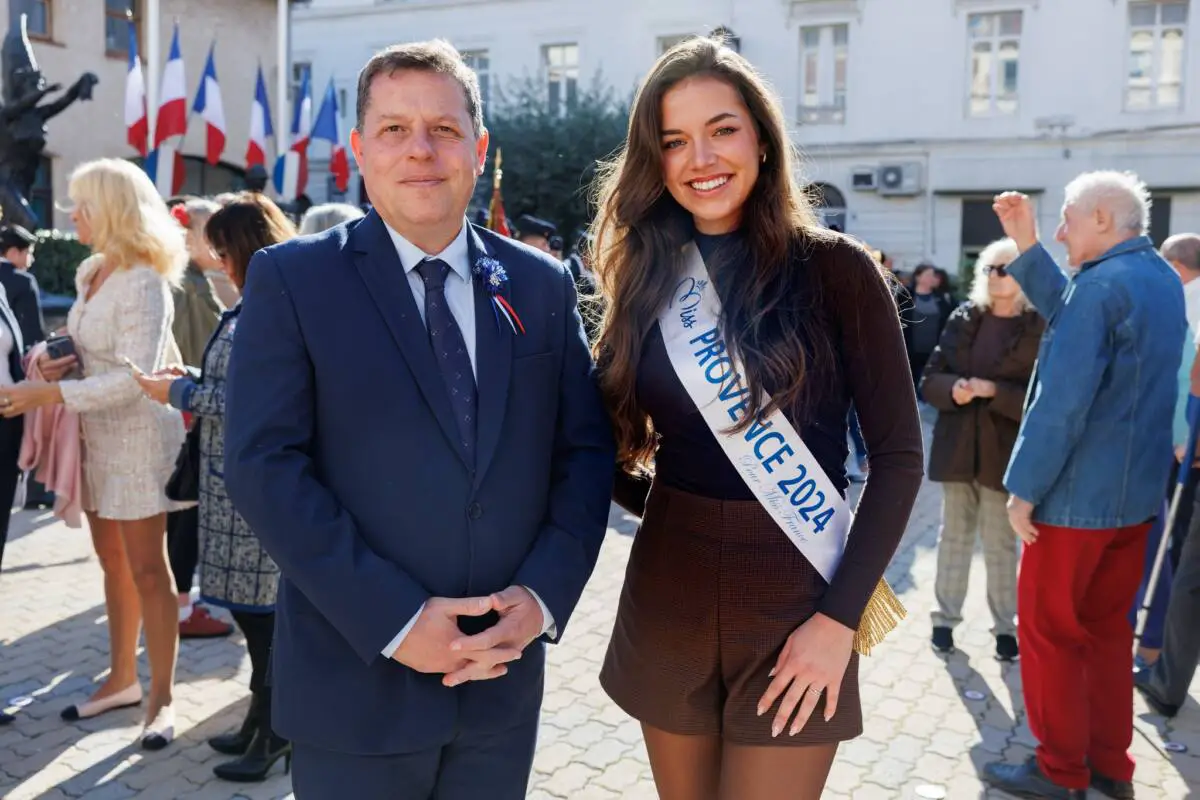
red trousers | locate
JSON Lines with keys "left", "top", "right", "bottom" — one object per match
{"left": 1018, "top": 522, "right": 1150, "bottom": 789}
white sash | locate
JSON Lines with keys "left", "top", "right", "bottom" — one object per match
{"left": 658, "top": 242, "right": 849, "bottom": 582}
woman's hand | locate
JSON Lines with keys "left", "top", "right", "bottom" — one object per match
{"left": 968, "top": 378, "right": 997, "bottom": 398}
{"left": 132, "top": 370, "right": 175, "bottom": 405}
{"left": 757, "top": 612, "right": 854, "bottom": 737}
{"left": 951, "top": 377, "right": 975, "bottom": 406}
{"left": 0, "top": 381, "right": 62, "bottom": 418}
{"left": 36, "top": 354, "right": 78, "bottom": 382}
{"left": 153, "top": 365, "right": 190, "bottom": 378}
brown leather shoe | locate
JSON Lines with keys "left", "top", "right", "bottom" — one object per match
{"left": 180, "top": 605, "right": 234, "bottom": 639}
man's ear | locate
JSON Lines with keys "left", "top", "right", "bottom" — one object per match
{"left": 476, "top": 128, "right": 490, "bottom": 177}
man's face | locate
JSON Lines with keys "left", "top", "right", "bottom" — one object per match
{"left": 350, "top": 69, "right": 487, "bottom": 243}
{"left": 1055, "top": 202, "right": 1109, "bottom": 267}
{"left": 3, "top": 246, "right": 31, "bottom": 270}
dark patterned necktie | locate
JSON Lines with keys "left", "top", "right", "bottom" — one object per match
{"left": 415, "top": 258, "right": 477, "bottom": 464}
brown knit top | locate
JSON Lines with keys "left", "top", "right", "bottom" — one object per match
{"left": 613, "top": 231, "right": 925, "bottom": 630}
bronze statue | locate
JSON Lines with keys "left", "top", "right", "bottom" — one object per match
{"left": 1, "top": 14, "right": 98, "bottom": 229}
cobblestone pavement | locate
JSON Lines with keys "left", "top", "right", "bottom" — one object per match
{"left": 3, "top": 441, "right": 1199, "bottom": 798}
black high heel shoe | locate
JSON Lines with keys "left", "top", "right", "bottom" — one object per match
{"left": 212, "top": 729, "right": 291, "bottom": 782}
{"left": 208, "top": 690, "right": 264, "bottom": 755}
{"left": 212, "top": 696, "right": 291, "bottom": 783}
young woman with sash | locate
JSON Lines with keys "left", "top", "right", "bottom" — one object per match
{"left": 592, "top": 37, "right": 924, "bottom": 799}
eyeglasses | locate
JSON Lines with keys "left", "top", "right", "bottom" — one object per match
{"left": 987, "top": 264, "right": 1010, "bottom": 277}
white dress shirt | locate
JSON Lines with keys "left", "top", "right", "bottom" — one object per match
{"left": 381, "top": 220, "right": 556, "bottom": 659}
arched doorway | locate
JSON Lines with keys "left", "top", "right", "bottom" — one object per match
{"left": 809, "top": 182, "right": 847, "bottom": 231}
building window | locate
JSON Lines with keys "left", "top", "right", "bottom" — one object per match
{"left": 542, "top": 44, "right": 579, "bottom": 116}
{"left": 461, "top": 50, "right": 490, "bottom": 113}
{"left": 967, "top": 11, "right": 1021, "bottom": 116}
{"left": 798, "top": 24, "right": 848, "bottom": 125}
{"left": 1127, "top": 1, "right": 1188, "bottom": 110}
{"left": 658, "top": 35, "right": 690, "bottom": 55}
{"left": 30, "top": 156, "right": 53, "bottom": 229}
{"left": 290, "top": 61, "right": 312, "bottom": 102}
{"left": 810, "top": 182, "right": 847, "bottom": 231}
{"left": 27, "top": 0, "right": 52, "bottom": 39}
{"left": 104, "top": 0, "right": 139, "bottom": 56}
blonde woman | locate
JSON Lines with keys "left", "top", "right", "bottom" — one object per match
{"left": 918, "top": 238, "right": 1044, "bottom": 660}
{"left": 0, "top": 158, "right": 189, "bottom": 749}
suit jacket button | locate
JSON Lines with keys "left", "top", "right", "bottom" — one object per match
{"left": 468, "top": 502, "right": 483, "bottom": 520}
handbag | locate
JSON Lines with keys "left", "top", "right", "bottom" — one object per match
{"left": 166, "top": 423, "right": 200, "bottom": 502}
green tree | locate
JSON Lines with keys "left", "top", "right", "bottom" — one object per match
{"left": 34, "top": 228, "right": 90, "bottom": 297}
{"left": 480, "top": 72, "right": 631, "bottom": 250}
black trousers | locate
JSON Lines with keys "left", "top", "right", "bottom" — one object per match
{"left": 166, "top": 507, "right": 199, "bottom": 595}
{"left": 291, "top": 716, "right": 539, "bottom": 800}
{"left": 231, "top": 610, "right": 275, "bottom": 693}
{"left": 0, "top": 415, "right": 25, "bottom": 573}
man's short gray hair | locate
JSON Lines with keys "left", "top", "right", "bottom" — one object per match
{"left": 1163, "top": 233, "right": 1200, "bottom": 273}
{"left": 299, "top": 202, "right": 365, "bottom": 236}
{"left": 1063, "top": 170, "right": 1152, "bottom": 235}
{"left": 356, "top": 40, "right": 484, "bottom": 138}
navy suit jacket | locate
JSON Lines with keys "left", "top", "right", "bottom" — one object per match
{"left": 223, "top": 211, "right": 615, "bottom": 755}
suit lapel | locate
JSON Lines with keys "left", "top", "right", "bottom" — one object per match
{"left": 348, "top": 211, "right": 469, "bottom": 468}
{"left": 468, "top": 226, "right": 513, "bottom": 485}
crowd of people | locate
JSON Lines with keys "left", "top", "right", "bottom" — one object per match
{"left": 0, "top": 31, "right": 1196, "bottom": 800}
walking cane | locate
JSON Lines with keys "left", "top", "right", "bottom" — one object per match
{"left": 1134, "top": 394, "right": 1200, "bottom": 650}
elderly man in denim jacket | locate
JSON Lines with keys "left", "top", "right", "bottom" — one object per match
{"left": 982, "top": 172, "right": 1185, "bottom": 800}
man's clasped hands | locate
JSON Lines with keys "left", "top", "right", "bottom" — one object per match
{"left": 390, "top": 586, "right": 545, "bottom": 688}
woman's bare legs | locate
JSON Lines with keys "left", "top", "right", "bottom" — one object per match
{"left": 120, "top": 513, "right": 178, "bottom": 722}
{"left": 642, "top": 724, "right": 722, "bottom": 800}
{"left": 86, "top": 513, "right": 141, "bottom": 698}
{"left": 718, "top": 742, "right": 838, "bottom": 800}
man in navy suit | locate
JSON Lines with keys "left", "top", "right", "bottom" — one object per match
{"left": 224, "top": 40, "right": 615, "bottom": 799}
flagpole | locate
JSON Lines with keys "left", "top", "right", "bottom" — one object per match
{"left": 146, "top": 0, "right": 161, "bottom": 147}
{"left": 276, "top": 0, "right": 290, "bottom": 164}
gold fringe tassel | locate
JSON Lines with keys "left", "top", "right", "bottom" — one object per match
{"left": 852, "top": 578, "right": 906, "bottom": 656}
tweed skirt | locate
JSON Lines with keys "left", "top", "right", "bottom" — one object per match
{"left": 600, "top": 483, "right": 863, "bottom": 745}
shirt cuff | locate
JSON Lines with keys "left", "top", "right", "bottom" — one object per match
{"left": 524, "top": 586, "right": 557, "bottom": 640}
{"left": 381, "top": 602, "right": 425, "bottom": 657}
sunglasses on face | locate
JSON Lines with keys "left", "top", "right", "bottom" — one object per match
{"left": 987, "top": 264, "right": 1010, "bottom": 277}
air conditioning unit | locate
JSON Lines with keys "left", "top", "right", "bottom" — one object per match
{"left": 877, "top": 162, "right": 924, "bottom": 196}
{"left": 851, "top": 167, "right": 878, "bottom": 191}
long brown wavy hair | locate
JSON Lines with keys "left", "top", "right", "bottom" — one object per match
{"left": 591, "top": 35, "right": 838, "bottom": 471}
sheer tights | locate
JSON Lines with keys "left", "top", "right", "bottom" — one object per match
{"left": 642, "top": 724, "right": 838, "bottom": 800}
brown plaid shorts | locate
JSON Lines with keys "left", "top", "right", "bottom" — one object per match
{"left": 600, "top": 483, "right": 863, "bottom": 745}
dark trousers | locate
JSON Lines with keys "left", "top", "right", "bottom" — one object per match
{"left": 1019, "top": 522, "right": 1150, "bottom": 789}
{"left": 291, "top": 716, "right": 538, "bottom": 800}
{"left": 1129, "top": 463, "right": 1200, "bottom": 648}
{"left": 0, "top": 416, "right": 25, "bottom": 572}
{"left": 230, "top": 610, "right": 275, "bottom": 692}
{"left": 1146, "top": 486, "right": 1200, "bottom": 705}
{"left": 166, "top": 507, "right": 199, "bottom": 595}
{"left": 908, "top": 349, "right": 933, "bottom": 392}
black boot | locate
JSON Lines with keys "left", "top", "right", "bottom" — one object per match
{"left": 208, "top": 690, "right": 264, "bottom": 755}
{"left": 212, "top": 696, "right": 292, "bottom": 783}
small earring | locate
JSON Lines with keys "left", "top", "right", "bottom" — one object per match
{"left": 761, "top": 152, "right": 767, "bottom": 163}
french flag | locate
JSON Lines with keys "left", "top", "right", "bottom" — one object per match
{"left": 124, "top": 19, "right": 147, "bottom": 156}
{"left": 274, "top": 66, "right": 312, "bottom": 200}
{"left": 312, "top": 78, "right": 349, "bottom": 193}
{"left": 154, "top": 23, "right": 188, "bottom": 147}
{"left": 246, "top": 65, "right": 273, "bottom": 169}
{"left": 145, "top": 147, "right": 185, "bottom": 197}
{"left": 192, "top": 42, "right": 226, "bottom": 165}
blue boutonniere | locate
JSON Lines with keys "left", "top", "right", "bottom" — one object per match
{"left": 473, "top": 255, "right": 525, "bottom": 335}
